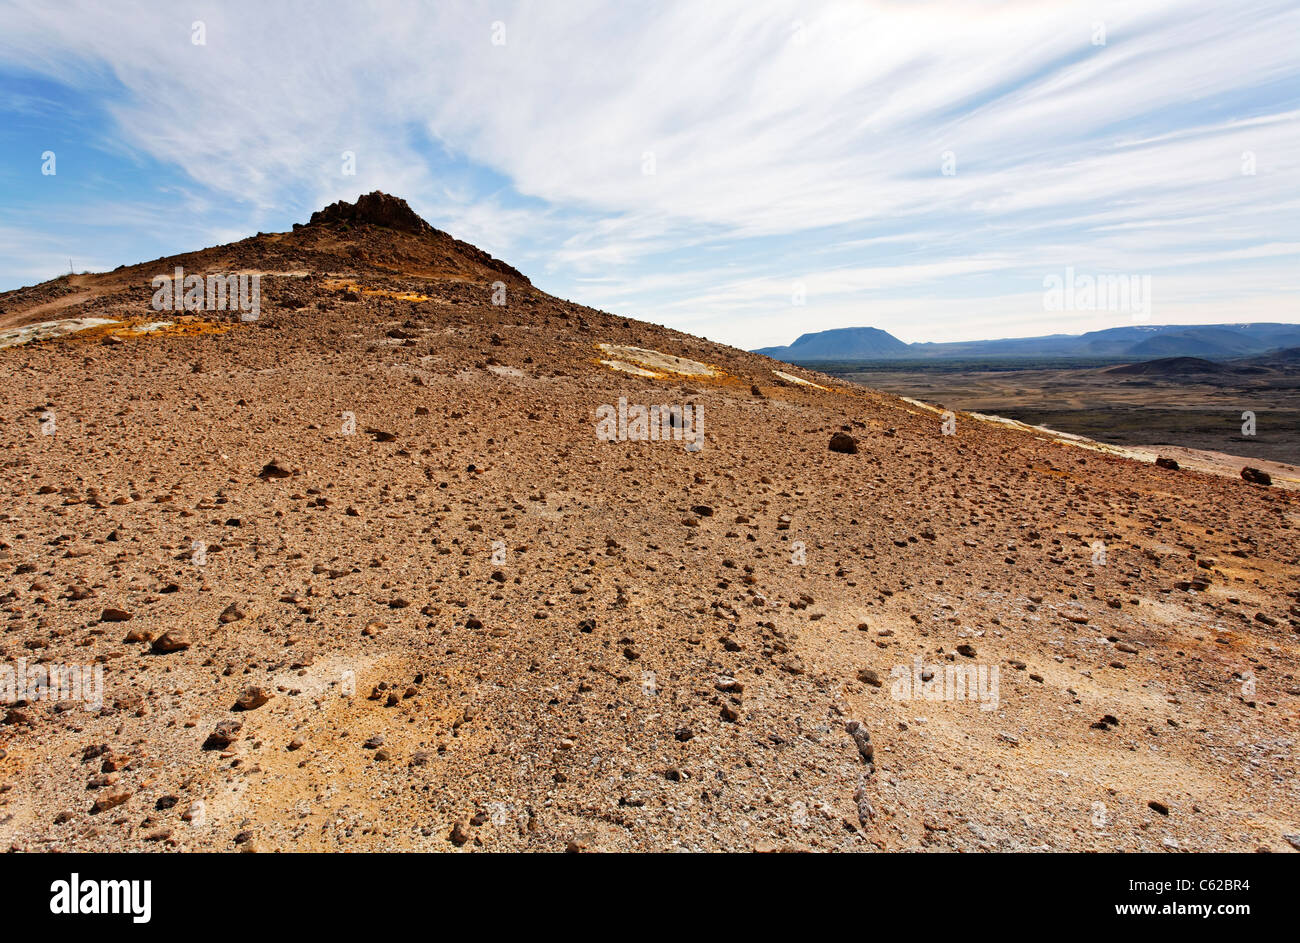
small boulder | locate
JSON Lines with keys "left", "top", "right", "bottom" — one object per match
{"left": 151, "top": 631, "right": 191, "bottom": 654}
{"left": 91, "top": 789, "right": 132, "bottom": 814}
{"left": 1241, "top": 466, "right": 1271, "bottom": 486}
{"left": 828, "top": 432, "right": 859, "bottom": 454}
{"left": 258, "top": 459, "right": 293, "bottom": 479}
{"left": 234, "top": 686, "right": 272, "bottom": 711}
{"left": 203, "top": 720, "right": 243, "bottom": 750}
{"left": 856, "top": 668, "right": 883, "bottom": 687}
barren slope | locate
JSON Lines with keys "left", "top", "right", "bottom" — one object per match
{"left": 1, "top": 195, "right": 1297, "bottom": 852}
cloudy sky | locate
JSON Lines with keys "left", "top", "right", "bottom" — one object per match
{"left": 1, "top": 0, "right": 1297, "bottom": 348}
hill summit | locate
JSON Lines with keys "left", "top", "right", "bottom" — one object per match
{"left": 307, "top": 191, "right": 437, "bottom": 235}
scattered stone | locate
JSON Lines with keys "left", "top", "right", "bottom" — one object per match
{"left": 845, "top": 720, "right": 874, "bottom": 765}
{"left": 1240, "top": 466, "right": 1271, "bottom": 486}
{"left": 852, "top": 775, "right": 874, "bottom": 826}
{"left": 234, "top": 686, "right": 272, "bottom": 711}
{"left": 203, "top": 720, "right": 243, "bottom": 750}
{"left": 151, "top": 631, "right": 191, "bottom": 654}
{"left": 258, "top": 459, "right": 293, "bottom": 479}
{"left": 565, "top": 832, "right": 596, "bottom": 853}
{"left": 450, "top": 820, "right": 470, "bottom": 846}
{"left": 828, "top": 432, "right": 858, "bottom": 454}
{"left": 856, "top": 668, "right": 883, "bottom": 687}
{"left": 91, "top": 789, "right": 132, "bottom": 814}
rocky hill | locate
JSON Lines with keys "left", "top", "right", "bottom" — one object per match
{"left": 1, "top": 194, "right": 1297, "bottom": 852}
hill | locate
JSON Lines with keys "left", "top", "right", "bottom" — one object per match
{"left": 1104, "top": 357, "right": 1227, "bottom": 376}
{"left": 754, "top": 326, "right": 910, "bottom": 360}
{"left": 0, "top": 194, "right": 1297, "bottom": 852}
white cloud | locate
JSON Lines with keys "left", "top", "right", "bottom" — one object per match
{"left": 0, "top": 0, "right": 1296, "bottom": 346}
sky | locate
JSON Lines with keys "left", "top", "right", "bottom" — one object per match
{"left": 0, "top": 0, "right": 1297, "bottom": 350}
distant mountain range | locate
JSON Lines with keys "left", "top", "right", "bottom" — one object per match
{"left": 754, "top": 323, "right": 1300, "bottom": 362}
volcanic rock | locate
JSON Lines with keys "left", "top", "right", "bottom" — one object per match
{"left": 1241, "top": 466, "right": 1272, "bottom": 486}
{"left": 828, "top": 432, "right": 859, "bottom": 454}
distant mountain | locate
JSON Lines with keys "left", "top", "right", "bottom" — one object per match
{"left": 1124, "top": 327, "right": 1281, "bottom": 359}
{"left": 753, "top": 323, "right": 1300, "bottom": 362}
{"left": 754, "top": 326, "right": 909, "bottom": 360}
{"left": 1234, "top": 346, "right": 1300, "bottom": 369}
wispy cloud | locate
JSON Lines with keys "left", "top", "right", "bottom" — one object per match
{"left": 0, "top": 0, "right": 1296, "bottom": 346}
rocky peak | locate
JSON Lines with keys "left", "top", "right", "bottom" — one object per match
{"left": 308, "top": 191, "right": 436, "bottom": 235}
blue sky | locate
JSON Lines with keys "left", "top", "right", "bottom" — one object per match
{"left": 1, "top": 0, "right": 1297, "bottom": 349}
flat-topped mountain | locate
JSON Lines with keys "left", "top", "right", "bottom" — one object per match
{"left": 756, "top": 326, "right": 910, "bottom": 360}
